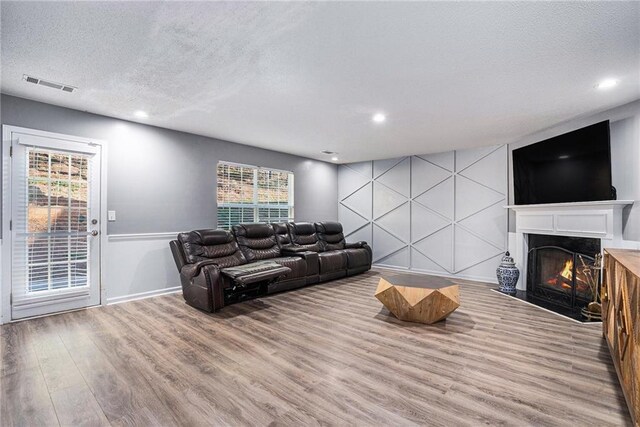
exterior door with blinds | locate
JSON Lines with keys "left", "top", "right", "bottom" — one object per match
{"left": 10, "top": 132, "right": 102, "bottom": 320}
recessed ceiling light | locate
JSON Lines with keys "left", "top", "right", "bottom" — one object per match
{"left": 134, "top": 110, "right": 149, "bottom": 119}
{"left": 372, "top": 113, "right": 386, "bottom": 123}
{"left": 331, "top": 156, "right": 339, "bottom": 162}
{"left": 596, "top": 79, "right": 618, "bottom": 90}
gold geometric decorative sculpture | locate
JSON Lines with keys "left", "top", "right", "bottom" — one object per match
{"left": 375, "top": 276, "right": 460, "bottom": 324}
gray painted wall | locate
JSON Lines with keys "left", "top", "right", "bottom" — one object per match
{"left": 339, "top": 145, "right": 508, "bottom": 283}
{"left": 507, "top": 99, "right": 640, "bottom": 242}
{"left": 0, "top": 94, "right": 338, "bottom": 235}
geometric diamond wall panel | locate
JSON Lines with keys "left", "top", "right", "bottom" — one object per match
{"left": 338, "top": 165, "right": 370, "bottom": 200}
{"left": 457, "top": 253, "right": 504, "bottom": 279}
{"left": 413, "top": 177, "right": 454, "bottom": 220}
{"left": 338, "top": 144, "right": 507, "bottom": 283}
{"left": 376, "top": 203, "right": 410, "bottom": 243}
{"left": 347, "top": 223, "right": 372, "bottom": 248}
{"left": 457, "top": 202, "right": 506, "bottom": 249}
{"left": 411, "top": 156, "right": 452, "bottom": 198}
{"left": 377, "top": 157, "right": 410, "bottom": 197}
{"left": 345, "top": 161, "right": 373, "bottom": 179}
{"left": 454, "top": 175, "right": 504, "bottom": 221}
{"left": 416, "top": 151, "right": 454, "bottom": 172}
{"left": 373, "top": 182, "right": 407, "bottom": 220}
{"left": 412, "top": 225, "right": 454, "bottom": 272}
{"left": 411, "top": 202, "right": 450, "bottom": 242}
{"left": 373, "top": 157, "right": 405, "bottom": 179}
{"left": 339, "top": 204, "right": 369, "bottom": 236}
{"left": 378, "top": 247, "right": 410, "bottom": 268}
{"left": 411, "top": 247, "right": 448, "bottom": 274}
{"left": 372, "top": 224, "right": 406, "bottom": 262}
{"left": 342, "top": 182, "right": 372, "bottom": 219}
{"left": 453, "top": 225, "right": 503, "bottom": 273}
{"left": 455, "top": 144, "right": 501, "bottom": 172}
{"left": 458, "top": 146, "right": 506, "bottom": 191}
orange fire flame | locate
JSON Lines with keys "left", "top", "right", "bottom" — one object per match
{"left": 547, "top": 259, "right": 573, "bottom": 288}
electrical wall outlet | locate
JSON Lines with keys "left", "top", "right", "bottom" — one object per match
{"left": 108, "top": 210, "right": 116, "bottom": 221}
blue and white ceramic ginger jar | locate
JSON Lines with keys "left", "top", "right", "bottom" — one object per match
{"left": 497, "top": 251, "right": 519, "bottom": 295}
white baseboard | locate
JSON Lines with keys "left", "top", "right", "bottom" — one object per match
{"left": 106, "top": 286, "right": 181, "bottom": 305}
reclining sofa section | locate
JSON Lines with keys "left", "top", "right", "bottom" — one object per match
{"left": 170, "top": 221, "right": 372, "bottom": 312}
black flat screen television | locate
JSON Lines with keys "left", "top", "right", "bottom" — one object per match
{"left": 513, "top": 121, "right": 613, "bottom": 205}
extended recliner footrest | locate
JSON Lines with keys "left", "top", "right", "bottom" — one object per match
{"left": 221, "top": 261, "right": 291, "bottom": 287}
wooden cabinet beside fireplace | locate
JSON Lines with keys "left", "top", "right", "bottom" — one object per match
{"left": 602, "top": 249, "right": 639, "bottom": 425}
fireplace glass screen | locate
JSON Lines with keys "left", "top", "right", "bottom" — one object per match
{"left": 527, "top": 235, "right": 600, "bottom": 316}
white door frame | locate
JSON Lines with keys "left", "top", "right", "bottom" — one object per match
{"left": 1, "top": 125, "right": 108, "bottom": 324}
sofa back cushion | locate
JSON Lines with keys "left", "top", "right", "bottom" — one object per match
{"left": 178, "top": 229, "right": 246, "bottom": 268}
{"left": 287, "top": 222, "right": 323, "bottom": 252}
{"left": 271, "top": 223, "right": 292, "bottom": 248}
{"left": 315, "top": 221, "right": 346, "bottom": 251}
{"left": 232, "top": 223, "right": 281, "bottom": 262}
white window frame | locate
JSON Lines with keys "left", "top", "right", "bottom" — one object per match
{"left": 216, "top": 161, "right": 294, "bottom": 230}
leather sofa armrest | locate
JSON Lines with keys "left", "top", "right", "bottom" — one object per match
{"left": 345, "top": 242, "right": 372, "bottom": 263}
{"left": 179, "top": 262, "right": 225, "bottom": 312}
{"left": 180, "top": 259, "right": 221, "bottom": 281}
{"left": 345, "top": 241, "right": 368, "bottom": 249}
{"left": 281, "top": 249, "right": 319, "bottom": 276}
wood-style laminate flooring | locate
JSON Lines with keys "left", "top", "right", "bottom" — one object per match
{"left": 1, "top": 269, "right": 632, "bottom": 426}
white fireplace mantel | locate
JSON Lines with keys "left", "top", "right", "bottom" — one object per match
{"left": 506, "top": 200, "right": 634, "bottom": 289}
{"left": 506, "top": 200, "right": 634, "bottom": 240}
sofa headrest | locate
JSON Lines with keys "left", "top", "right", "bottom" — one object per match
{"left": 232, "top": 223, "right": 275, "bottom": 239}
{"left": 289, "top": 222, "right": 316, "bottom": 235}
{"left": 315, "top": 221, "right": 343, "bottom": 235}
{"left": 178, "top": 229, "right": 246, "bottom": 265}
{"left": 193, "top": 229, "right": 234, "bottom": 246}
{"left": 271, "top": 223, "right": 289, "bottom": 235}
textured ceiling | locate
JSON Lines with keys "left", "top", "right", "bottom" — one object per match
{"left": 1, "top": 1, "right": 639, "bottom": 163}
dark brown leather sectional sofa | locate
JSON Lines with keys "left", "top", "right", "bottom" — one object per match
{"left": 170, "top": 221, "right": 372, "bottom": 312}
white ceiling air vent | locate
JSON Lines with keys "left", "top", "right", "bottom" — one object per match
{"left": 321, "top": 150, "right": 337, "bottom": 155}
{"left": 23, "top": 75, "right": 77, "bottom": 93}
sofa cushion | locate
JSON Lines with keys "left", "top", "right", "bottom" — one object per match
{"left": 315, "top": 221, "right": 346, "bottom": 251}
{"left": 317, "top": 251, "right": 347, "bottom": 274}
{"left": 288, "top": 222, "right": 323, "bottom": 252}
{"left": 178, "top": 230, "right": 246, "bottom": 267}
{"left": 233, "top": 223, "right": 281, "bottom": 262}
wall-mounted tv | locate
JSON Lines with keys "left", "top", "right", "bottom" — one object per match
{"left": 513, "top": 121, "right": 613, "bottom": 205}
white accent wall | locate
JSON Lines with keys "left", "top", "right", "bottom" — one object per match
{"left": 339, "top": 145, "right": 508, "bottom": 283}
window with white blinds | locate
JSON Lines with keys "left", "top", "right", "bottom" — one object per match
{"left": 13, "top": 148, "right": 91, "bottom": 300}
{"left": 217, "top": 162, "right": 294, "bottom": 230}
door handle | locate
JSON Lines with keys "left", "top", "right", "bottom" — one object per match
{"left": 91, "top": 230, "right": 99, "bottom": 236}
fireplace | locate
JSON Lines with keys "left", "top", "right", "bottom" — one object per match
{"left": 526, "top": 235, "right": 600, "bottom": 318}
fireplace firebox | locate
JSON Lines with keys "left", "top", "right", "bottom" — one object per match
{"left": 526, "top": 235, "right": 600, "bottom": 319}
